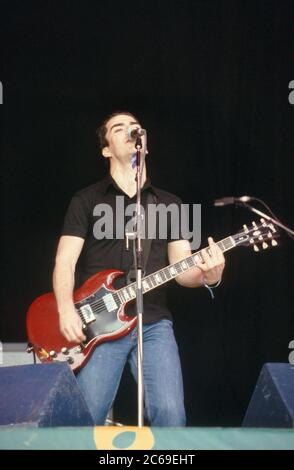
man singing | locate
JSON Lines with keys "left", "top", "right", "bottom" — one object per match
{"left": 53, "top": 111, "right": 225, "bottom": 425}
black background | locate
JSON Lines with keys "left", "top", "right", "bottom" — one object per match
{"left": 0, "top": 0, "right": 293, "bottom": 426}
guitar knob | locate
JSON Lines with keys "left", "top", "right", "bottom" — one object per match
{"left": 66, "top": 357, "right": 74, "bottom": 365}
{"left": 49, "top": 350, "right": 57, "bottom": 358}
{"left": 61, "top": 347, "right": 69, "bottom": 355}
{"left": 26, "top": 344, "right": 34, "bottom": 353}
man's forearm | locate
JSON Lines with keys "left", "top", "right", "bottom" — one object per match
{"left": 53, "top": 260, "right": 76, "bottom": 313}
{"left": 175, "top": 267, "right": 203, "bottom": 288}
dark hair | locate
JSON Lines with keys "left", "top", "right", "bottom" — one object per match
{"left": 96, "top": 110, "right": 138, "bottom": 150}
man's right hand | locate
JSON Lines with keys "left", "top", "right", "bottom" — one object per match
{"left": 59, "top": 306, "right": 86, "bottom": 343}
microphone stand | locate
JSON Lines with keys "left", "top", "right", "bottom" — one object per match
{"left": 134, "top": 135, "right": 145, "bottom": 428}
{"left": 240, "top": 202, "right": 294, "bottom": 237}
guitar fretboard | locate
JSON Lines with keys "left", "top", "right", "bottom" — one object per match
{"left": 116, "top": 236, "right": 235, "bottom": 304}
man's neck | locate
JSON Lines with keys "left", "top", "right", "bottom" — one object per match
{"left": 110, "top": 161, "right": 147, "bottom": 198}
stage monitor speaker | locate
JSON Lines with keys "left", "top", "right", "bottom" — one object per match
{"left": 0, "top": 363, "right": 94, "bottom": 426}
{"left": 243, "top": 363, "right": 294, "bottom": 428}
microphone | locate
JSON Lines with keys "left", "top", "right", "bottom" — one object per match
{"left": 214, "top": 195, "right": 251, "bottom": 206}
{"left": 127, "top": 127, "right": 146, "bottom": 140}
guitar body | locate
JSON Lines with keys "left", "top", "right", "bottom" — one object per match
{"left": 26, "top": 220, "right": 277, "bottom": 372}
{"left": 26, "top": 269, "right": 137, "bottom": 372}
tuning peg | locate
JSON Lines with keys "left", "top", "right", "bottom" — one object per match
{"left": 260, "top": 218, "right": 267, "bottom": 227}
{"left": 253, "top": 244, "right": 259, "bottom": 252}
{"left": 262, "top": 241, "right": 268, "bottom": 249}
{"left": 252, "top": 221, "right": 258, "bottom": 228}
{"left": 271, "top": 239, "right": 278, "bottom": 246}
{"left": 243, "top": 224, "right": 249, "bottom": 233}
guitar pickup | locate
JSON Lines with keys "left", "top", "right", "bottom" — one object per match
{"left": 80, "top": 304, "right": 96, "bottom": 323}
{"left": 102, "top": 293, "right": 117, "bottom": 312}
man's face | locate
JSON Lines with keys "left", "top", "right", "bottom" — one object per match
{"left": 102, "top": 114, "right": 146, "bottom": 163}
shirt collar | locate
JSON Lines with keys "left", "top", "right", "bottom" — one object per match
{"left": 98, "top": 174, "right": 159, "bottom": 198}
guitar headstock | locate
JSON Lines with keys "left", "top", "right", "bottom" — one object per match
{"left": 233, "top": 218, "right": 279, "bottom": 251}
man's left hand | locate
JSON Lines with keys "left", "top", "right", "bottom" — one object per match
{"left": 197, "top": 237, "right": 225, "bottom": 285}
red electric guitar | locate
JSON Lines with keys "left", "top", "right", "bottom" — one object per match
{"left": 26, "top": 219, "right": 278, "bottom": 371}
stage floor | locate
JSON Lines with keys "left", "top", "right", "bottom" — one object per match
{"left": 0, "top": 425, "right": 294, "bottom": 450}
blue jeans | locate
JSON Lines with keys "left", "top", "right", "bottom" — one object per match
{"left": 76, "top": 319, "right": 186, "bottom": 426}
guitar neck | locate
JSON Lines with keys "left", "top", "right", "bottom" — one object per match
{"left": 116, "top": 235, "right": 236, "bottom": 304}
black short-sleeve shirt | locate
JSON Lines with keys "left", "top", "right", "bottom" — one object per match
{"left": 61, "top": 174, "right": 184, "bottom": 324}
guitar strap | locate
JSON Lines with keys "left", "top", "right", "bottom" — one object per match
{"left": 126, "top": 191, "right": 157, "bottom": 285}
